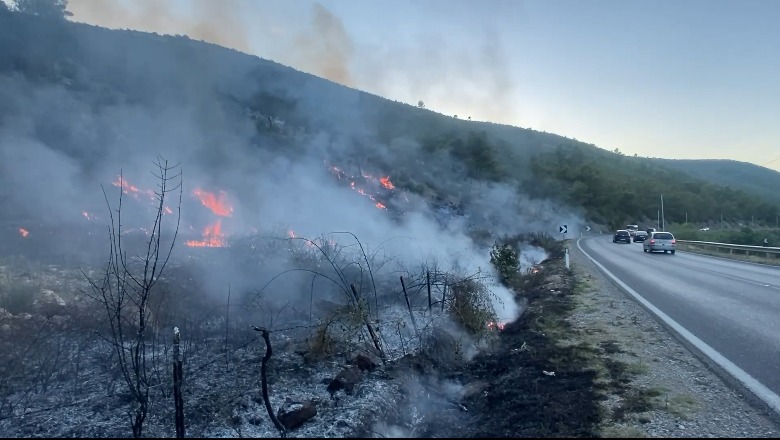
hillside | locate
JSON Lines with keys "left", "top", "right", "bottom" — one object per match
{"left": 2, "top": 8, "right": 778, "bottom": 236}
{"left": 0, "top": 8, "right": 585, "bottom": 438}
{"left": 648, "top": 158, "right": 780, "bottom": 206}
{"left": 0, "top": 10, "right": 581, "bottom": 236}
{"left": 2, "top": 5, "right": 780, "bottom": 438}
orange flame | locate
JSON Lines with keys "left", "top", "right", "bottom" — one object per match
{"left": 328, "top": 164, "right": 394, "bottom": 211}
{"left": 112, "top": 175, "right": 155, "bottom": 201}
{"left": 18, "top": 227, "right": 29, "bottom": 238}
{"left": 111, "top": 176, "right": 174, "bottom": 215}
{"left": 379, "top": 176, "right": 395, "bottom": 190}
{"left": 185, "top": 219, "right": 227, "bottom": 248}
{"left": 192, "top": 188, "right": 233, "bottom": 217}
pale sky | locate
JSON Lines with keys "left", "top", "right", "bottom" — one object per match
{"left": 62, "top": 0, "right": 780, "bottom": 171}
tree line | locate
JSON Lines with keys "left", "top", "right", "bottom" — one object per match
{"left": 522, "top": 143, "right": 780, "bottom": 231}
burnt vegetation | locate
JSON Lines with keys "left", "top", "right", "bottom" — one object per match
{"left": 0, "top": 177, "right": 578, "bottom": 437}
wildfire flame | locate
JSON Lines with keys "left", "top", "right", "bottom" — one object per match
{"left": 18, "top": 227, "right": 29, "bottom": 238}
{"left": 185, "top": 219, "right": 227, "bottom": 248}
{"left": 186, "top": 187, "right": 234, "bottom": 248}
{"left": 379, "top": 176, "right": 395, "bottom": 190}
{"left": 192, "top": 188, "right": 233, "bottom": 217}
{"left": 111, "top": 175, "right": 173, "bottom": 214}
{"left": 326, "top": 162, "right": 394, "bottom": 211}
{"left": 112, "top": 175, "right": 155, "bottom": 201}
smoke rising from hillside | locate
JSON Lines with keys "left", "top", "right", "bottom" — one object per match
{"left": 0, "top": 9, "right": 583, "bottom": 329}
{"left": 68, "top": 0, "right": 253, "bottom": 54}
{"left": 67, "top": 0, "right": 519, "bottom": 123}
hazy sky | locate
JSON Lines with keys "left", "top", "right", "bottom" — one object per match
{"left": 64, "top": 0, "right": 780, "bottom": 171}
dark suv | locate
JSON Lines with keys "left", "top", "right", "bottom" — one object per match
{"left": 613, "top": 230, "right": 631, "bottom": 244}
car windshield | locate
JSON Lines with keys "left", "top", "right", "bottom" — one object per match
{"left": 654, "top": 233, "right": 674, "bottom": 240}
{"left": 636, "top": 231, "right": 647, "bottom": 236}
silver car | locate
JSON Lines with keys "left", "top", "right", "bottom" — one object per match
{"left": 643, "top": 231, "right": 676, "bottom": 254}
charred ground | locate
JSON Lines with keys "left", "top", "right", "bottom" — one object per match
{"left": 381, "top": 247, "right": 606, "bottom": 438}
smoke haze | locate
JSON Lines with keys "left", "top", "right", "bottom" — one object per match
{"left": 67, "top": 0, "right": 519, "bottom": 123}
{"left": 0, "top": 6, "right": 582, "bottom": 328}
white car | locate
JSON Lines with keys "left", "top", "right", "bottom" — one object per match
{"left": 643, "top": 231, "right": 676, "bottom": 254}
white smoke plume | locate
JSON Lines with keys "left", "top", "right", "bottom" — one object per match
{"left": 0, "top": 9, "right": 583, "bottom": 330}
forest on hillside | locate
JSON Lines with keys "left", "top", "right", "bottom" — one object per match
{"left": 522, "top": 143, "right": 780, "bottom": 231}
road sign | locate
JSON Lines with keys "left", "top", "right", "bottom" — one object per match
{"left": 586, "top": 225, "right": 591, "bottom": 232}
{"left": 559, "top": 224, "right": 568, "bottom": 234}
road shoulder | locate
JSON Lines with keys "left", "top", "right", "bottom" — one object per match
{"left": 568, "top": 239, "right": 780, "bottom": 437}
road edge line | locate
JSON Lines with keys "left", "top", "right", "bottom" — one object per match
{"left": 576, "top": 236, "right": 780, "bottom": 416}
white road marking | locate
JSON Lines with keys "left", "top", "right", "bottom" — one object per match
{"left": 577, "top": 237, "right": 780, "bottom": 416}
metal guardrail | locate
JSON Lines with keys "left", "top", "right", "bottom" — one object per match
{"left": 676, "top": 240, "right": 780, "bottom": 259}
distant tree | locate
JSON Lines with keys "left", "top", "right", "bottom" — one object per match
{"left": 417, "top": 100, "right": 425, "bottom": 109}
{"left": 11, "top": 0, "right": 72, "bottom": 18}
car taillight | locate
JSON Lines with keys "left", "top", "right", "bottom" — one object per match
{"left": 671, "top": 239, "right": 676, "bottom": 244}
{"left": 649, "top": 239, "right": 655, "bottom": 244}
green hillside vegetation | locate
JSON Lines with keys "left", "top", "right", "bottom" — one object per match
{"left": 523, "top": 143, "right": 780, "bottom": 231}
{"left": 671, "top": 223, "right": 780, "bottom": 247}
{"left": 649, "top": 158, "right": 780, "bottom": 206}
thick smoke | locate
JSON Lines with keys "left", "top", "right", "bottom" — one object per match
{"left": 67, "top": 0, "right": 521, "bottom": 123}
{"left": 0, "top": 8, "right": 583, "bottom": 332}
{"left": 67, "top": 0, "right": 253, "bottom": 55}
{"left": 289, "top": 3, "right": 355, "bottom": 87}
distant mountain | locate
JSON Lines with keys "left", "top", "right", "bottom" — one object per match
{"left": 647, "top": 159, "right": 780, "bottom": 205}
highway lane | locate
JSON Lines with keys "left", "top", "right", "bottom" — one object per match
{"left": 578, "top": 236, "right": 780, "bottom": 412}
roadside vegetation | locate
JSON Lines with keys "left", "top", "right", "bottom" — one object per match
{"left": 670, "top": 223, "right": 780, "bottom": 247}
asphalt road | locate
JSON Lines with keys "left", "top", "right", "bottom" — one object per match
{"left": 577, "top": 235, "right": 780, "bottom": 413}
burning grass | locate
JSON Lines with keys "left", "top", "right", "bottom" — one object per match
{"left": 0, "top": 173, "right": 584, "bottom": 439}
{"left": 0, "top": 224, "right": 530, "bottom": 437}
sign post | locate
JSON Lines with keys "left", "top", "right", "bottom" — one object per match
{"left": 559, "top": 224, "right": 570, "bottom": 269}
